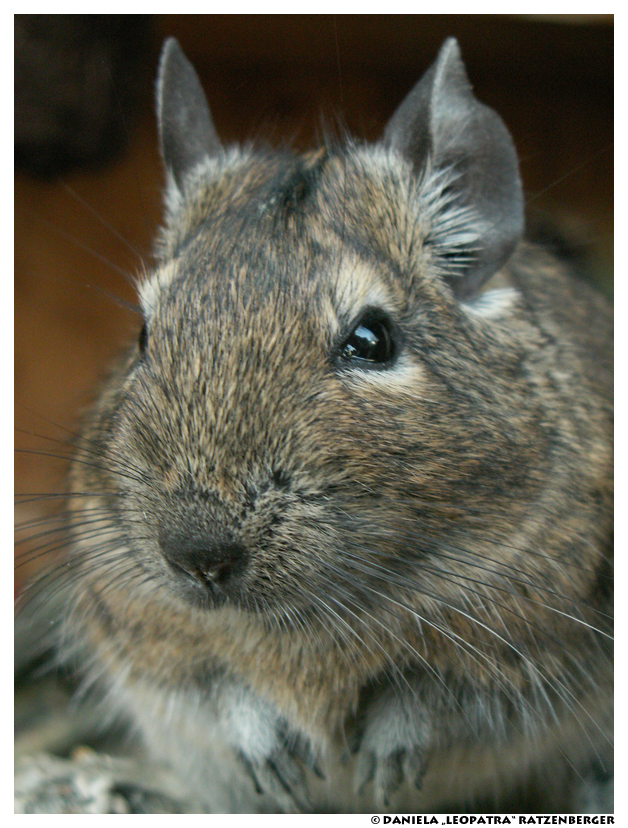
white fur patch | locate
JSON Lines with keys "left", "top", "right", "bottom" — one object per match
{"left": 138, "top": 261, "right": 178, "bottom": 321}
{"left": 462, "top": 288, "right": 519, "bottom": 318}
{"left": 334, "top": 268, "right": 400, "bottom": 326}
{"left": 222, "top": 684, "right": 282, "bottom": 762}
{"left": 340, "top": 353, "right": 425, "bottom": 393}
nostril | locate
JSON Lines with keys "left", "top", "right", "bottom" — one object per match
{"left": 194, "top": 558, "right": 236, "bottom": 585}
{"left": 165, "top": 545, "right": 249, "bottom": 593}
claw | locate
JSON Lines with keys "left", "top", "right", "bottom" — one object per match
{"left": 353, "top": 745, "right": 431, "bottom": 806}
{"left": 354, "top": 750, "right": 376, "bottom": 796}
{"left": 376, "top": 749, "right": 404, "bottom": 808}
{"left": 303, "top": 753, "right": 326, "bottom": 780}
{"left": 234, "top": 747, "right": 312, "bottom": 813}
{"left": 235, "top": 750, "right": 264, "bottom": 796}
{"left": 410, "top": 750, "right": 429, "bottom": 792}
{"left": 346, "top": 729, "right": 362, "bottom": 754}
{"left": 266, "top": 755, "right": 311, "bottom": 813}
{"left": 289, "top": 737, "right": 326, "bottom": 780}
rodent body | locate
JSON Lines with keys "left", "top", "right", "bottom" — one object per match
{"left": 30, "top": 38, "right": 613, "bottom": 812}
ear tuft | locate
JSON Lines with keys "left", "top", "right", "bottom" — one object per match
{"left": 156, "top": 37, "right": 222, "bottom": 190}
{"left": 384, "top": 38, "right": 524, "bottom": 299}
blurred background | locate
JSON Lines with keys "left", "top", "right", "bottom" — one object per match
{"left": 15, "top": 14, "right": 613, "bottom": 587}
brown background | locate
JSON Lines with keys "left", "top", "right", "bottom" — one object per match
{"left": 15, "top": 14, "right": 613, "bottom": 587}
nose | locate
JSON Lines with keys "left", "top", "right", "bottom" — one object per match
{"left": 158, "top": 523, "right": 249, "bottom": 593}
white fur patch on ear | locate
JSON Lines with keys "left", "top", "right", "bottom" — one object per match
{"left": 418, "top": 165, "right": 486, "bottom": 279}
{"left": 462, "top": 287, "right": 519, "bottom": 318}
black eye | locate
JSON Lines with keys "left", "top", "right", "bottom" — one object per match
{"left": 138, "top": 322, "right": 148, "bottom": 355}
{"left": 338, "top": 310, "right": 396, "bottom": 366}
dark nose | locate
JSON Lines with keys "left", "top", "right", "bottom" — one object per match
{"left": 158, "top": 523, "right": 249, "bottom": 592}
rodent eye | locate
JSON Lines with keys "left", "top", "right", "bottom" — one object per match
{"left": 338, "top": 310, "right": 396, "bottom": 366}
{"left": 138, "top": 322, "right": 148, "bottom": 355}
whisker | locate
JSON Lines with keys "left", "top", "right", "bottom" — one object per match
{"left": 60, "top": 181, "right": 146, "bottom": 262}
{"left": 18, "top": 204, "right": 136, "bottom": 285}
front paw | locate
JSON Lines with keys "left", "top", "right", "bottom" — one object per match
{"left": 353, "top": 690, "right": 431, "bottom": 807}
{"left": 223, "top": 686, "right": 318, "bottom": 812}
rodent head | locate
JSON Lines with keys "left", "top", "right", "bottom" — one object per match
{"left": 70, "top": 40, "right": 611, "bottom": 667}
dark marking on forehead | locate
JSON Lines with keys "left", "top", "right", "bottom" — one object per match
{"left": 259, "top": 149, "right": 330, "bottom": 227}
{"left": 283, "top": 151, "right": 329, "bottom": 212}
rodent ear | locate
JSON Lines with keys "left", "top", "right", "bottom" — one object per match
{"left": 156, "top": 37, "right": 222, "bottom": 190}
{"left": 383, "top": 38, "right": 524, "bottom": 299}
